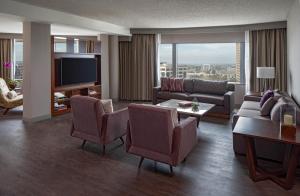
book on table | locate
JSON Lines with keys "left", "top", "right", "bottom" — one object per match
{"left": 178, "top": 101, "right": 192, "bottom": 107}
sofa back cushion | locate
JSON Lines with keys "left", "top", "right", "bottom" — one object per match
{"left": 161, "top": 77, "right": 170, "bottom": 91}
{"left": 183, "top": 79, "right": 194, "bottom": 93}
{"left": 194, "top": 80, "right": 227, "bottom": 95}
{"left": 270, "top": 97, "right": 288, "bottom": 121}
{"left": 260, "top": 97, "right": 277, "bottom": 116}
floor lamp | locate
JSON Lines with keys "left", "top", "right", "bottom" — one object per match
{"left": 256, "top": 67, "right": 275, "bottom": 93}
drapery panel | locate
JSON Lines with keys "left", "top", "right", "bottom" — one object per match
{"left": 249, "top": 28, "right": 287, "bottom": 92}
{"left": 86, "top": 40, "right": 95, "bottom": 53}
{"left": 119, "top": 34, "right": 156, "bottom": 101}
{"left": 0, "top": 39, "right": 12, "bottom": 80}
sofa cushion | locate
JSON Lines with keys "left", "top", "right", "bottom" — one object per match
{"left": 161, "top": 77, "right": 170, "bottom": 91}
{"left": 190, "top": 93, "right": 224, "bottom": 106}
{"left": 100, "top": 99, "right": 113, "bottom": 113}
{"left": 157, "top": 91, "right": 190, "bottom": 100}
{"left": 169, "top": 92, "right": 190, "bottom": 100}
{"left": 183, "top": 79, "right": 194, "bottom": 93}
{"left": 260, "top": 97, "right": 277, "bottom": 116}
{"left": 270, "top": 97, "right": 288, "bottom": 122}
{"left": 240, "top": 101, "right": 261, "bottom": 111}
{"left": 169, "top": 78, "right": 176, "bottom": 92}
{"left": 260, "top": 90, "right": 274, "bottom": 107}
{"left": 194, "top": 80, "right": 227, "bottom": 95}
{"left": 237, "top": 109, "right": 270, "bottom": 120}
{"left": 174, "top": 78, "right": 184, "bottom": 92}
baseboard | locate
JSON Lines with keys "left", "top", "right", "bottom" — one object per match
{"left": 23, "top": 114, "right": 51, "bottom": 123}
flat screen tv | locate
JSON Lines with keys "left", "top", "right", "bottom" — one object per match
{"left": 55, "top": 57, "right": 97, "bottom": 86}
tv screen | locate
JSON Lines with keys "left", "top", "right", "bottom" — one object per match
{"left": 56, "top": 58, "right": 97, "bottom": 86}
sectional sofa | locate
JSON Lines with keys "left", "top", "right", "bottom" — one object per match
{"left": 232, "top": 91, "right": 300, "bottom": 162}
{"left": 153, "top": 79, "right": 235, "bottom": 118}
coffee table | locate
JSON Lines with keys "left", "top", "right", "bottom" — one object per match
{"left": 233, "top": 117, "right": 300, "bottom": 190}
{"left": 157, "top": 99, "right": 215, "bottom": 127}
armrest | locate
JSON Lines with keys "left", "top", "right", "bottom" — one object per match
{"left": 171, "top": 117, "right": 197, "bottom": 165}
{"left": 244, "top": 95, "right": 261, "bottom": 102}
{"left": 224, "top": 91, "right": 235, "bottom": 115}
{"left": 152, "top": 86, "right": 161, "bottom": 104}
{"left": 102, "top": 108, "right": 129, "bottom": 143}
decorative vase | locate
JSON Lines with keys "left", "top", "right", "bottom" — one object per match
{"left": 280, "top": 105, "right": 297, "bottom": 138}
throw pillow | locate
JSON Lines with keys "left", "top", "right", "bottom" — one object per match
{"left": 161, "top": 77, "right": 170, "bottom": 91}
{"left": 270, "top": 97, "right": 288, "bottom": 121}
{"left": 100, "top": 99, "right": 113, "bottom": 113}
{"left": 174, "top": 78, "right": 184, "bottom": 92}
{"left": 260, "top": 90, "right": 274, "bottom": 107}
{"left": 7, "top": 90, "right": 17, "bottom": 99}
{"left": 260, "top": 97, "right": 277, "bottom": 116}
{"left": 169, "top": 78, "right": 176, "bottom": 92}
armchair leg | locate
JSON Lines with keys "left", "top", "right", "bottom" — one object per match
{"left": 102, "top": 145, "right": 106, "bottom": 155}
{"left": 120, "top": 137, "right": 124, "bottom": 144}
{"left": 138, "top": 157, "right": 144, "bottom": 168}
{"left": 3, "top": 108, "right": 9, "bottom": 115}
{"left": 169, "top": 165, "right": 173, "bottom": 174}
{"left": 81, "top": 140, "right": 86, "bottom": 149}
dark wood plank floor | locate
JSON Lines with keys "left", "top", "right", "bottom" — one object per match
{"left": 0, "top": 106, "right": 300, "bottom": 196}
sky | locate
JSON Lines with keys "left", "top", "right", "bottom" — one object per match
{"left": 160, "top": 43, "right": 236, "bottom": 65}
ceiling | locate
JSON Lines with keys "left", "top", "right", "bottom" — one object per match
{"left": 0, "top": 13, "right": 102, "bottom": 35}
{"left": 11, "top": 0, "right": 294, "bottom": 28}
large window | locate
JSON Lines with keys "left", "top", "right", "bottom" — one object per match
{"left": 13, "top": 39, "right": 23, "bottom": 81}
{"left": 74, "top": 38, "right": 79, "bottom": 53}
{"left": 159, "top": 43, "right": 242, "bottom": 83}
{"left": 54, "top": 37, "right": 67, "bottom": 52}
{"left": 159, "top": 44, "right": 173, "bottom": 77}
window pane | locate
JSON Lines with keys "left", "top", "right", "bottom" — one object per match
{"left": 159, "top": 44, "right": 173, "bottom": 78}
{"left": 177, "top": 43, "right": 240, "bottom": 82}
{"left": 14, "top": 39, "right": 23, "bottom": 80}
{"left": 74, "top": 39, "right": 79, "bottom": 53}
{"left": 54, "top": 37, "right": 67, "bottom": 52}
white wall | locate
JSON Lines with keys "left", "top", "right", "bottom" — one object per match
{"left": 101, "top": 34, "right": 110, "bottom": 99}
{"left": 23, "top": 22, "right": 51, "bottom": 121}
{"left": 109, "top": 35, "right": 119, "bottom": 101}
{"left": 287, "top": 0, "right": 300, "bottom": 104}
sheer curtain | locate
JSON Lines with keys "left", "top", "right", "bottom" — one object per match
{"left": 244, "top": 31, "right": 250, "bottom": 93}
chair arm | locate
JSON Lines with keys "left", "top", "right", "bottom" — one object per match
{"left": 224, "top": 91, "right": 235, "bottom": 115}
{"left": 152, "top": 86, "right": 161, "bottom": 104}
{"left": 243, "top": 95, "right": 261, "bottom": 102}
{"left": 171, "top": 117, "right": 197, "bottom": 165}
{"left": 101, "top": 108, "right": 129, "bottom": 143}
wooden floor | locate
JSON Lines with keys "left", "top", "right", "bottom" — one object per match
{"left": 0, "top": 106, "right": 300, "bottom": 196}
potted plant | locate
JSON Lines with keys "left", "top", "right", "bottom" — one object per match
{"left": 3, "top": 62, "right": 18, "bottom": 90}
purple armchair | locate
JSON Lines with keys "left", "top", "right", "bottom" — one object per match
{"left": 70, "top": 96, "right": 128, "bottom": 154}
{"left": 126, "top": 104, "right": 197, "bottom": 173}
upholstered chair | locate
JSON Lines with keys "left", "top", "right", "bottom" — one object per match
{"left": 0, "top": 78, "right": 23, "bottom": 115}
{"left": 70, "top": 96, "right": 128, "bottom": 154}
{"left": 126, "top": 104, "right": 197, "bottom": 173}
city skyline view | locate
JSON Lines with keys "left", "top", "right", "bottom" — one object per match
{"left": 160, "top": 43, "right": 236, "bottom": 65}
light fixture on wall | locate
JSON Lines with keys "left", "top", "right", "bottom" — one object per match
{"left": 256, "top": 67, "right": 275, "bottom": 92}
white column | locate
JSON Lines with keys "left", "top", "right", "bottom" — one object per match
{"left": 101, "top": 34, "right": 110, "bottom": 99}
{"left": 23, "top": 22, "right": 51, "bottom": 122}
{"left": 109, "top": 35, "right": 119, "bottom": 101}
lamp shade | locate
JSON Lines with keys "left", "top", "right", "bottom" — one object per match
{"left": 257, "top": 67, "right": 275, "bottom": 79}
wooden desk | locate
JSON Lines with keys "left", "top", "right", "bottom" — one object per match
{"left": 233, "top": 117, "right": 300, "bottom": 190}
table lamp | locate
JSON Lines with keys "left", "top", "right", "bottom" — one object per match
{"left": 257, "top": 67, "right": 275, "bottom": 92}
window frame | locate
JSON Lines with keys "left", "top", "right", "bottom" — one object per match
{"left": 159, "top": 42, "right": 245, "bottom": 84}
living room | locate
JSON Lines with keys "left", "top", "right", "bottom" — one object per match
{"left": 0, "top": 0, "right": 300, "bottom": 195}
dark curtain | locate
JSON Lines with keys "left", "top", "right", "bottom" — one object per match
{"left": 119, "top": 34, "right": 156, "bottom": 101}
{"left": 249, "top": 28, "right": 287, "bottom": 92}
{"left": 0, "top": 39, "right": 12, "bottom": 80}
